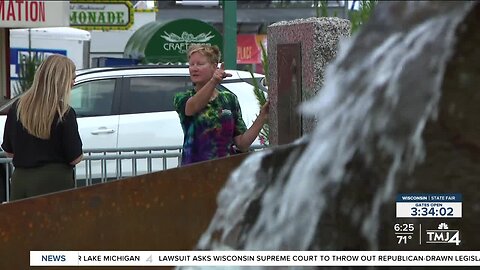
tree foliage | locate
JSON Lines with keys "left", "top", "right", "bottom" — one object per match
{"left": 349, "top": 0, "right": 378, "bottom": 33}
{"left": 13, "top": 54, "right": 41, "bottom": 95}
{"left": 249, "top": 40, "right": 270, "bottom": 146}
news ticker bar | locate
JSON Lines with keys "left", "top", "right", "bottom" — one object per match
{"left": 31, "top": 251, "right": 480, "bottom": 266}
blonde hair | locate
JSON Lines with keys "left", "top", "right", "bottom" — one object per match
{"left": 17, "top": 54, "right": 76, "bottom": 139}
{"left": 187, "top": 44, "right": 221, "bottom": 65}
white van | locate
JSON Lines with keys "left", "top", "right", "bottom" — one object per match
{"left": 9, "top": 27, "right": 91, "bottom": 96}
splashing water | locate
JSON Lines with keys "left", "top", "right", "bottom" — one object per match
{"left": 197, "top": 0, "right": 476, "bottom": 257}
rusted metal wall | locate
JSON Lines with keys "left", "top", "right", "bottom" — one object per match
{"left": 0, "top": 154, "right": 248, "bottom": 270}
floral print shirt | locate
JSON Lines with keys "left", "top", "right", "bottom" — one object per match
{"left": 174, "top": 88, "right": 247, "bottom": 165}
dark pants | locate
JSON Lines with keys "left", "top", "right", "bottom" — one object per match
{"left": 11, "top": 163, "right": 74, "bottom": 201}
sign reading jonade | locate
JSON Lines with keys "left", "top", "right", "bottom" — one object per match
{"left": 70, "top": 0, "right": 133, "bottom": 30}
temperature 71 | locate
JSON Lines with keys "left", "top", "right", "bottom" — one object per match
{"left": 397, "top": 235, "right": 412, "bottom": 244}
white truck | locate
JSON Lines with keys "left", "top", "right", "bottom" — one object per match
{"left": 9, "top": 27, "right": 91, "bottom": 96}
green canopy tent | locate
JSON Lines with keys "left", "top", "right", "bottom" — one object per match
{"left": 124, "top": 18, "right": 223, "bottom": 64}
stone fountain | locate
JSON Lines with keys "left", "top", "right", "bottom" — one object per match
{"left": 198, "top": 1, "right": 480, "bottom": 256}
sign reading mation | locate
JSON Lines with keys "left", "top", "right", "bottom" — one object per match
{"left": 0, "top": 1, "right": 69, "bottom": 27}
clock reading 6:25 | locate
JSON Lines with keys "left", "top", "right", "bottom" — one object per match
{"left": 410, "top": 207, "right": 454, "bottom": 217}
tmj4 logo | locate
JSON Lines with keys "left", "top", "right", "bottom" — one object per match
{"left": 425, "top": 223, "right": 461, "bottom": 246}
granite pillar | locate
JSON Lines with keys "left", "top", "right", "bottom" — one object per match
{"left": 267, "top": 17, "right": 351, "bottom": 145}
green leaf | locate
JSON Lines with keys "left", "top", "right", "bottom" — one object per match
{"left": 259, "top": 41, "right": 269, "bottom": 86}
{"left": 13, "top": 53, "right": 41, "bottom": 95}
{"left": 350, "top": 0, "right": 377, "bottom": 33}
{"left": 249, "top": 54, "right": 269, "bottom": 146}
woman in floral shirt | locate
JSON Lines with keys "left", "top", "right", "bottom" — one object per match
{"left": 174, "top": 45, "right": 269, "bottom": 165}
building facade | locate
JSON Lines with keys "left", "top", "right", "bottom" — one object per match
{"left": 156, "top": 0, "right": 349, "bottom": 34}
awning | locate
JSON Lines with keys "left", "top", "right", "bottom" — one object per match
{"left": 124, "top": 18, "right": 223, "bottom": 64}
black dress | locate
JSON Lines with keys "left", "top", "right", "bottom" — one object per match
{"left": 1, "top": 102, "right": 83, "bottom": 200}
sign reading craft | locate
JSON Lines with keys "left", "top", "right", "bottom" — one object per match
{"left": 124, "top": 19, "right": 223, "bottom": 64}
{"left": 0, "top": 1, "right": 69, "bottom": 28}
{"left": 70, "top": 0, "right": 134, "bottom": 30}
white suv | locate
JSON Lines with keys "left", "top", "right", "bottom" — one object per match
{"left": 0, "top": 66, "right": 267, "bottom": 192}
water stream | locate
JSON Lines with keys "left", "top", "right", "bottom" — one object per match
{"left": 196, "top": 0, "right": 477, "bottom": 261}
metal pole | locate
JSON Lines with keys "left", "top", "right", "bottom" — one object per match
{"left": 222, "top": 0, "right": 237, "bottom": 69}
{"left": 5, "top": 28, "right": 11, "bottom": 99}
{"left": 345, "top": 0, "right": 350, "bottom": 19}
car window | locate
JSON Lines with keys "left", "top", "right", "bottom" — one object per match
{"left": 71, "top": 79, "right": 116, "bottom": 117}
{"left": 121, "top": 76, "right": 192, "bottom": 114}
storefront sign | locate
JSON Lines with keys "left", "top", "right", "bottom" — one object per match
{"left": 10, "top": 48, "right": 66, "bottom": 79}
{"left": 237, "top": 34, "right": 267, "bottom": 64}
{"left": 0, "top": 1, "right": 69, "bottom": 28}
{"left": 155, "top": 19, "right": 222, "bottom": 62}
{"left": 70, "top": 1, "right": 134, "bottom": 30}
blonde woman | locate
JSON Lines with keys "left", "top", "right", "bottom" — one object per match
{"left": 1, "top": 54, "right": 83, "bottom": 201}
{"left": 174, "top": 45, "right": 269, "bottom": 165}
